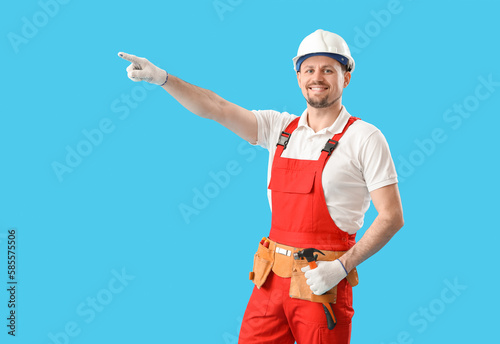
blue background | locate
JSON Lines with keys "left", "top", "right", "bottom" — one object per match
{"left": 1, "top": 0, "right": 499, "bottom": 343}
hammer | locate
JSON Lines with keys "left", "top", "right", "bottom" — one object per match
{"left": 294, "top": 248, "right": 337, "bottom": 330}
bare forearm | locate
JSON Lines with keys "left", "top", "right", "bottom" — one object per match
{"left": 161, "top": 74, "right": 224, "bottom": 120}
{"left": 160, "top": 74, "right": 257, "bottom": 143}
{"left": 339, "top": 212, "right": 404, "bottom": 272}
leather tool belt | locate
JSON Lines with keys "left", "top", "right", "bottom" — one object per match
{"left": 249, "top": 238, "right": 359, "bottom": 304}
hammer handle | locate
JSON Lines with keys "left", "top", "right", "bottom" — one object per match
{"left": 308, "top": 261, "right": 337, "bottom": 330}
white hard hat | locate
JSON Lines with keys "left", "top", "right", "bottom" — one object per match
{"left": 293, "top": 29, "right": 355, "bottom": 72}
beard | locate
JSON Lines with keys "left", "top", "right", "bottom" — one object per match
{"left": 304, "top": 82, "right": 342, "bottom": 109}
{"left": 306, "top": 92, "right": 341, "bottom": 109}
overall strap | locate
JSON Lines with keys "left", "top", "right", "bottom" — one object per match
{"left": 275, "top": 117, "right": 300, "bottom": 156}
{"left": 319, "top": 116, "right": 360, "bottom": 167}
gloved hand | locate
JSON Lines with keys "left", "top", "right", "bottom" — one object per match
{"left": 301, "top": 259, "right": 348, "bottom": 295}
{"left": 118, "top": 52, "right": 168, "bottom": 86}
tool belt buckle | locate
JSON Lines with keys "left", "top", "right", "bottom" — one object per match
{"left": 275, "top": 246, "right": 292, "bottom": 257}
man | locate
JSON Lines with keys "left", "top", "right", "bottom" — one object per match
{"left": 119, "top": 29, "right": 404, "bottom": 344}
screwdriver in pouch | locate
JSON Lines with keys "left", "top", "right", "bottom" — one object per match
{"left": 260, "top": 237, "right": 270, "bottom": 248}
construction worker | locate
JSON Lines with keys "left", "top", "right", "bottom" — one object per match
{"left": 119, "top": 29, "right": 404, "bottom": 344}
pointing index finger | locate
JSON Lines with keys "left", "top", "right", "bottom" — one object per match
{"left": 118, "top": 52, "right": 142, "bottom": 65}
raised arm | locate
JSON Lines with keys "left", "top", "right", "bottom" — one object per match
{"left": 118, "top": 52, "right": 258, "bottom": 144}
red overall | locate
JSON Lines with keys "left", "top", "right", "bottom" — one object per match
{"left": 239, "top": 116, "right": 359, "bottom": 344}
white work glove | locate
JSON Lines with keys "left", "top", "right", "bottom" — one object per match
{"left": 118, "top": 52, "right": 168, "bottom": 86}
{"left": 301, "top": 259, "right": 348, "bottom": 295}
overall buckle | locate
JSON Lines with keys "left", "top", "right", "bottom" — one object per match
{"left": 277, "top": 131, "right": 291, "bottom": 149}
{"left": 322, "top": 139, "right": 339, "bottom": 156}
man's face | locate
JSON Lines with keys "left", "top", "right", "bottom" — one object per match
{"left": 296, "top": 55, "right": 351, "bottom": 109}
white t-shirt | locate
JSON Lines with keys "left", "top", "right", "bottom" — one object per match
{"left": 251, "top": 106, "right": 398, "bottom": 235}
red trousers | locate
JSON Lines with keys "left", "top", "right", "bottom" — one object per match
{"left": 238, "top": 271, "right": 354, "bottom": 344}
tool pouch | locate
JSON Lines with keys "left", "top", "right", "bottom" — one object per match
{"left": 289, "top": 252, "right": 359, "bottom": 304}
{"left": 289, "top": 259, "right": 337, "bottom": 303}
{"left": 249, "top": 243, "right": 274, "bottom": 289}
{"left": 249, "top": 238, "right": 359, "bottom": 299}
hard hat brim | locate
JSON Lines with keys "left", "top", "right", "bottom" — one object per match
{"left": 295, "top": 53, "right": 351, "bottom": 72}
{"left": 293, "top": 53, "right": 355, "bottom": 72}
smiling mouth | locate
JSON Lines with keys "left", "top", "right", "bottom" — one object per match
{"left": 308, "top": 86, "right": 328, "bottom": 93}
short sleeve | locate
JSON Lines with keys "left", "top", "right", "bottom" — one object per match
{"left": 359, "top": 130, "right": 398, "bottom": 192}
{"left": 251, "top": 110, "right": 297, "bottom": 150}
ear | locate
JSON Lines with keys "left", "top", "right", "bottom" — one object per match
{"left": 297, "top": 70, "right": 301, "bottom": 86}
{"left": 343, "top": 71, "right": 351, "bottom": 88}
